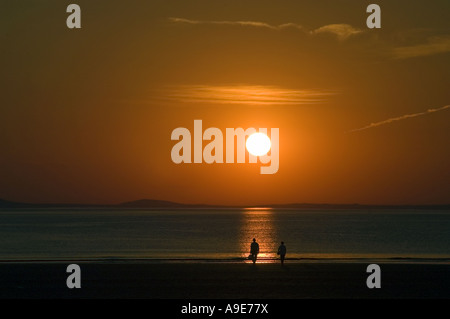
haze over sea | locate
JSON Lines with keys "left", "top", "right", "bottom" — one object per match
{"left": 1, "top": 209, "right": 449, "bottom": 262}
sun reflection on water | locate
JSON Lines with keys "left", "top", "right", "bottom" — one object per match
{"left": 239, "top": 208, "right": 279, "bottom": 263}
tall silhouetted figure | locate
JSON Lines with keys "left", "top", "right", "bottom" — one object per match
{"left": 277, "top": 241, "right": 286, "bottom": 265}
{"left": 250, "top": 238, "right": 259, "bottom": 264}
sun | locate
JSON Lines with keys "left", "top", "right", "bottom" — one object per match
{"left": 246, "top": 132, "right": 271, "bottom": 156}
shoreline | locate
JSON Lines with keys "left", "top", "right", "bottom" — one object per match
{"left": 1, "top": 261, "right": 449, "bottom": 299}
{"left": 1, "top": 256, "right": 450, "bottom": 264}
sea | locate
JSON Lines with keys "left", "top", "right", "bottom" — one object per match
{"left": 1, "top": 208, "right": 449, "bottom": 262}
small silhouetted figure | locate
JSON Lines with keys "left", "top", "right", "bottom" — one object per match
{"left": 250, "top": 238, "right": 259, "bottom": 264}
{"left": 277, "top": 241, "right": 286, "bottom": 265}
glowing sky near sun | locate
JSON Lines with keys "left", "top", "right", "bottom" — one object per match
{"left": 0, "top": 1, "right": 449, "bottom": 205}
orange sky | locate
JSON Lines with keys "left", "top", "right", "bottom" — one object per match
{"left": 1, "top": 1, "right": 449, "bottom": 205}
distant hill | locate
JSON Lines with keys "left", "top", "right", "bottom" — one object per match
{"left": 266, "top": 203, "right": 450, "bottom": 210}
{"left": 0, "top": 198, "right": 214, "bottom": 209}
{"left": 0, "top": 198, "right": 449, "bottom": 210}
{"left": 0, "top": 198, "right": 103, "bottom": 209}
{"left": 117, "top": 199, "right": 212, "bottom": 209}
{"left": 0, "top": 199, "right": 21, "bottom": 208}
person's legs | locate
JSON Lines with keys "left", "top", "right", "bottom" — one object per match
{"left": 280, "top": 254, "right": 285, "bottom": 265}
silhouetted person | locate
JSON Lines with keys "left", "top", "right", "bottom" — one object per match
{"left": 250, "top": 238, "right": 259, "bottom": 264}
{"left": 277, "top": 241, "right": 286, "bottom": 265}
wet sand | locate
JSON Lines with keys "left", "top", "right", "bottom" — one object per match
{"left": 0, "top": 261, "right": 449, "bottom": 299}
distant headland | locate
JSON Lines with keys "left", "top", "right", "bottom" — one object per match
{"left": 0, "top": 198, "right": 448, "bottom": 210}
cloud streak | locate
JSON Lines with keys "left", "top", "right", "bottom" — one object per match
{"left": 392, "top": 36, "right": 450, "bottom": 59}
{"left": 312, "top": 24, "right": 363, "bottom": 40}
{"left": 169, "top": 17, "right": 281, "bottom": 30}
{"left": 349, "top": 105, "right": 450, "bottom": 133}
{"left": 169, "top": 17, "right": 362, "bottom": 40}
{"left": 158, "top": 85, "right": 336, "bottom": 106}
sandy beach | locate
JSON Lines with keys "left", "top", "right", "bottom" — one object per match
{"left": 0, "top": 261, "right": 449, "bottom": 299}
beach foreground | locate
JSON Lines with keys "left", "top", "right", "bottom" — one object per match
{"left": 0, "top": 261, "right": 449, "bottom": 299}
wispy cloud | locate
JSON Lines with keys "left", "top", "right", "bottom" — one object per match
{"left": 349, "top": 105, "right": 450, "bottom": 133}
{"left": 168, "top": 17, "right": 281, "bottom": 30}
{"left": 158, "top": 85, "right": 336, "bottom": 106}
{"left": 392, "top": 36, "right": 450, "bottom": 59}
{"left": 312, "top": 24, "right": 363, "bottom": 41}
{"left": 169, "top": 17, "right": 362, "bottom": 40}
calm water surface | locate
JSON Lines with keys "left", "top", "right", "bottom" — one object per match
{"left": 0, "top": 209, "right": 449, "bottom": 261}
